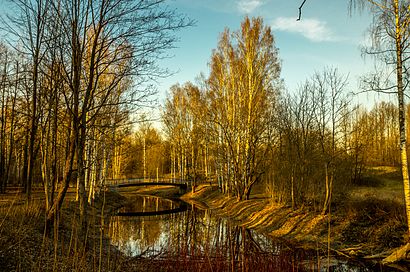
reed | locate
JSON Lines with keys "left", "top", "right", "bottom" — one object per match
{"left": 0, "top": 189, "right": 132, "bottom": 271}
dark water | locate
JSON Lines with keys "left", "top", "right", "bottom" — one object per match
{"left": 107, "top": 194, "right": 394, "bottom": 272}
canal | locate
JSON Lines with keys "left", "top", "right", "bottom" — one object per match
{"left": 107, "top": 193, "right": 395, "bottom": 271}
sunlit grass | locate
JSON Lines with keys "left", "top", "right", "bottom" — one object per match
{"left": 0, "top": 189, "right": 133, "bottom": 271}
{"left": 351, "top": 166, "right": 404, "bottom": 204}
{"left": 184, "top": 169, "right": 408, "bottom": 261}
{"left": 0, "top": 166, "right": 407, "bottom": 271}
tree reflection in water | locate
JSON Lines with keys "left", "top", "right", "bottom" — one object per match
{"left": 108, "top": 195, "right": 372, "bottom": 271}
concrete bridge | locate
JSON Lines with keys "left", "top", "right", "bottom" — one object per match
{"left": 106, "top": 178, "right": 189, "bottom": 192}
{"left": 116, "top": 182, "right": 187, "bottom": 190}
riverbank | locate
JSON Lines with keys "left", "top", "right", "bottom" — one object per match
{"left": 180, "top": 183, "right": 409, "bottom": 270}
{"left": 0, "top": 169, "right": 408, "bottom": 271}
{"left": 0, "top": 189, "right": 157, "bottom": 271}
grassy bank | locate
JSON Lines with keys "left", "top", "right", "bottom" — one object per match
{"left": 180, "top": 168, "right": 409, "bottom": 269}
{"left": 0, "top": 167, "right": 408, "bottom": 271}
{"left": 0, "top": 188, "right": 155, "bottom": 271}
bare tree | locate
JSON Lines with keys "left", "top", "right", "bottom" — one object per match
{"left": 207, "top": 17, "right": 281, "bottom": 200}
{"left": 2, "top": 0, "right": 51, "bottom": 201}
{"left": 311, "top": 68, "right": 350, "bottom": 214}
{"left": 162, "top": 82, "right": 206, "bottom": 191}
{"left": 44, "top": 0, "right": 192, "bottom": 230}
{"left": 350, "top": 1, "right": 410, "bottom": 239}
{"left": 0, "top": 44, "right": 13, "bottom": 193}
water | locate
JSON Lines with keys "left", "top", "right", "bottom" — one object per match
{"left": 107, "top": 194, "right": 393, "bottom": 272}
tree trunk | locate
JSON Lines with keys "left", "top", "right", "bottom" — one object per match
{"left": 0, "top": 77, "right": 6, "bottom": 193}
{"left": 5, "top": 83, "right": 17, "bottom": 191}
{"left": 50, "top": 81, "right": 58, "bottom": 206}
{"left": 77, "top": 120, "right": 88, "bottom": 231}
{"left": 22, "top": 129, "right": 29, "bottom": 189}
{"left": 41, "top": 127, "right": 51, "bottom": 210}
{"left": 45, "top": 129, "right": 76, "bottom": 233}
{"left": 322, "top": 163, "right": 330, "bottom": 215}
{"left": 26, "top": 51, "right": 40, "bottom": 203}
{"left": 394, "top": 0, "right": 410, "bottom": 235}
{"left": 191, "top": 144, "right": 196, "bottom": 193}
{"left": 291, "top": 172, "right": 295, "bottom": 209}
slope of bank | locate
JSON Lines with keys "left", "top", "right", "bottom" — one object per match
{"left": 0, "top": 189, "right": 150, "bottom": 271}
{"left": 181, "top": 184, "right": 409, "bottom": 269}
{"left": 182, "top": 186, "right": 327, "bottom": 247}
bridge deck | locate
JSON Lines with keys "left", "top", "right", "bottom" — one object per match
{"left": 115, "top": 182, "right": 188, "bottom": 190}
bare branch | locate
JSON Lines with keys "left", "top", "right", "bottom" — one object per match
{"left": 297, "top": 0, "right": 307, "bottom": 21}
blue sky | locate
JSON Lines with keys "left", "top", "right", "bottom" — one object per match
{"left": 157, "top": 0, "right": 376, "bottom": 105}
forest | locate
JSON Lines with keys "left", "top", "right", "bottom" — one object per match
{"left": 1, "top": 0, "right": 410, "bottom": 271}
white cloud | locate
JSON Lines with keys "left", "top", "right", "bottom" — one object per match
{"left": 237, "top": 0, "right": 263, "bottom": 14}
{"left": 271, "top": 17, "right": 340, "bottom": 42}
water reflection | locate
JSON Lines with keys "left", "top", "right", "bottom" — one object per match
{"left": 116, "top": 195, "right": 188, "bottom": 217}
{"left": 108, "top": 195, "right": 383, "bottom": 271}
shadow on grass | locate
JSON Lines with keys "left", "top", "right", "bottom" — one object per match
{"left": 340, "top": 197, "right": 407, "bottom": 251}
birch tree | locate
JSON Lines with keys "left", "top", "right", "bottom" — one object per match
{"left": 163, "top": 82, "right": 206, "bottom": 190}
{"left": 350, "top": 0, "right": 410, "bottom": 236}
{"left": 207, "top": 17, "right": 281, "bottom": 200}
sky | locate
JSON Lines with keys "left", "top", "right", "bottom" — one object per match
{"left": 155, "top": 0, "right": 380, "bottom": 111}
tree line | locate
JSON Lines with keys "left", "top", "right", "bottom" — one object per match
{"left": 1, "top": 0, "right": 410, "bottom": 237}
{"left": 0, "top": 0, "right": 191, "bottom": 232}
{"left": 160, "top": 16, "right": 406, "bottom": 215}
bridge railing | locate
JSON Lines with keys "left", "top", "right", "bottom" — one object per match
{"left": 105, "top": 177, "right": 190, "bottom": 186}
{"left": 104, "top": 177, "right": 218, "bottom": 189}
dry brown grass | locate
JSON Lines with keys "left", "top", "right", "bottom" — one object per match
{"left": 184, "top": 185, "right": 328, "bottom": 247}
{"left": 0, "top": 188, "right": 143, "bottom": 272}
{"left": 183, "top": 173, "right": 408, "bottom": 261}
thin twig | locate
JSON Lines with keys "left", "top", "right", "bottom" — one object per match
{"left": 297, "top": 0, "right": 307, "bottom": 21}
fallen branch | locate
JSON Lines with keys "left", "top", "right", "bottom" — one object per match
{"left": 382, "top": 242, "right": 410, "bottom": 264}
{"left": 363, "top": 250, "right": 392, "bottom": 260}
